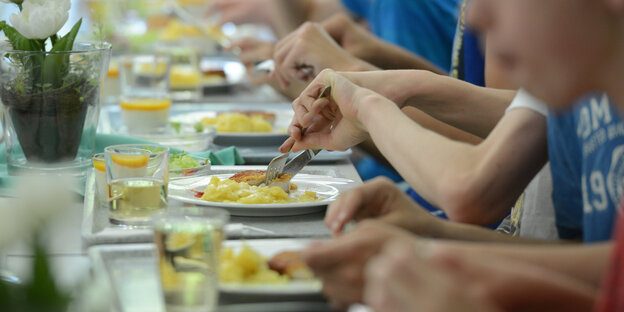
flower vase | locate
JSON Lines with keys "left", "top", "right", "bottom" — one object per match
{"left": 0, "top": 42, "right": 111, "bottom": 175}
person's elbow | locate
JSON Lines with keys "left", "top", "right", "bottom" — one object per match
{"left": 437, "top": 172, "right": 509, "bottom": 225}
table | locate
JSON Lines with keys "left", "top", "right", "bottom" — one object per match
{"left": 0, "top": 160, "right": 363, "bottom": 311}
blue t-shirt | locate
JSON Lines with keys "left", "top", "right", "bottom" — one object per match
{"left": 341, "top": 0, "right": 460, "bottom": 72}
{"left": 449, "top": 0, "right": 485, "bottom": 86}
{"left": 548, "top": 93, "right": 624, "bottom": 242}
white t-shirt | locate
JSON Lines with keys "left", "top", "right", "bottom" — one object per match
{"left": 498, "top": 89, "right": 558, "bottom": 240}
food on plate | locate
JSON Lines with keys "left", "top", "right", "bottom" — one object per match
{"left": 198, "top": 176, "right": 318, "bottom": 204}
{"left": 202, "top": 68, "right": 227, "bottom": 85}
{"left": 120, "top": 98, "right": 172, "bottom": 132}
{"left": 160, "top": 20, "right": 203, "bottom": 41}
{"left": 200, "top": 113, "right": 273, "bottom": 133}
{"left": 268, "top": 251, "right": 314, "bottom": 280}
{"left": 220, "top": 244, "right": 289, "bottom": 284}
{"left": 219, "top": 244, "right": 314, "bottom": 284}
{"left": 229, "top": 111, "right": 277, "bottom": 125}
{"left": 228, "top": 170, "right": 293, "bottom": 191}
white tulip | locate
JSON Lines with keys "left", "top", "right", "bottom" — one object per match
{"left": 9, "top": 0, "right": 71, "bottom": 40}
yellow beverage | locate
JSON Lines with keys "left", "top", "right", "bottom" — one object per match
{"left": 170, "top": 66, "right": 201, "bottom": 90}
{"left": 108, "top": 178, "right": 167, "bottom": 226}
{"left": 120, "top": 98, "right": 171, "bottom": 132}
{"left": 119, "top": 98, "right": 171, "bottom": 111}
{"left": 154, "top": 222, "right": 224, "bottom": 311}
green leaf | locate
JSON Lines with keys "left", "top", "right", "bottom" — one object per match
{"left": 0, "top": 21, "right": 44, "bottom": 51}
{"left": 50, "top": 18, "right": 82, "bottom": 52}
{"left": 42, "top": 19, "right": 83, "bottom": 88}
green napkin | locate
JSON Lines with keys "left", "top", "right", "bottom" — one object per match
{"left": 190, "top": 146, "right": 244, "bottom": 166}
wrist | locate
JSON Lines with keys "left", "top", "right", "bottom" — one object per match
{"left": 357, "top": 91, "right": 396, "bottom": 131}
{"left": 400, "top": 70, "right": 439, "bottom": 107}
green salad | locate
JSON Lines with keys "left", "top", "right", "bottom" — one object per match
{"left": 169, "top": 152, "right": 202, "bottom": 170}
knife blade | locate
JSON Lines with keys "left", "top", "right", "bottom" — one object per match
{"left": 253, "top": 59, "right": 315, "bottom": 77}
{"left": 281, "top": 149, "right": 322, "bottom": 177}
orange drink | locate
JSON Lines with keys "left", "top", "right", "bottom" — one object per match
{"left": 120, "top": 97, "right": 172, "bottom": 133}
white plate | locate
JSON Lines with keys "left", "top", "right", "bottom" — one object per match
{"left": 220, "top": 239, "right": 322, "bottom": 296}
{"left": 170, "top": 109, "right": 293, "bottom": 146}
{"left": 168, "top": 174, "right": 345, "bottom": 216}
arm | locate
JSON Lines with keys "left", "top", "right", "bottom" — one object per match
{"left": 342, "top": 70, "right": 514, "bottom": 138}
{"left": 321, "top": 13, "right": 446, "bottom": 73}
{"left": 435, "top": 240, "right": 612, "bottom": 288}
{"left": 327, "top": 177, "right": 563, "bottom": 244}
{"left": 360, "top": 97, "right": 548, "bottom": 224}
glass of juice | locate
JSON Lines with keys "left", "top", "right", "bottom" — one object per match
{"left": 119, "top": 54, "right": 172, "bottom": 134}
{"left": 152, "top": 206, "right": 229, "bottom": 312}
{"left": 104, "top": 144, "right": 170, "bottom": 227}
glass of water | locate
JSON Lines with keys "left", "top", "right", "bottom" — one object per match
{"left": 104, "top": 144, "right": 169, "bottom": 227}
{"left": 152, "top": 206, "right": 229, "bottom": 312}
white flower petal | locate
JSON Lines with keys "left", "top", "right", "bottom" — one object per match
{"left": 9, "top": 0, "right": 71, "bottom": 40}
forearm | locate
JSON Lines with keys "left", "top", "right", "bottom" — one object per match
{"left": 383, "top": 208, "right": 560, "bottom": 244}
{"left": 270, "top": 1, "right": 310, "bottom": 38}
{"left": 403, "top": 71, "right": 516, "bottom": 138}
{"left": 359, "top": 101, "right": 481, "bottom": 214}
{"left": 446, "top": 241, "right": 612, "bottom": 287}
{"left": 346, "top": 70, "right": 515, "bottom": 138}
{"left": 364, "top": 39, "right": 446, "bottom": 74}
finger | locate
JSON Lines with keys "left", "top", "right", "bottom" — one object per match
{"left": 271, "top": 66, "right": 291, "bottom": 89}
{"left": 292, "top": 97, "right": 313, "bottom": 129}
{"left": 302, "top": 232, "right": 362, "bottom": 272}
{"left": 279, "top": 137, "right": 296, "bottom": 153}
{"left": 239, "top": 47, "right": 272, "bottom": 67}
{"left": 325, "top": 188, "right": 365, "bottom": 235}
{"left": 301, "top": 98, "right": 330, "bottom": 127}
{"left": 283, "top": 46, "right": 310, "bottom": 84}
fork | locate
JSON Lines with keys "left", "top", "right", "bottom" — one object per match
{"left": 265, "top": 85, "right": 332, "bottom": 185}
{"left": 264, "top": 153, "right": 289, "bottom": 185}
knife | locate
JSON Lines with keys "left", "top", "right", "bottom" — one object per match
{"left": 281, "top": 149, "right": 322, "bottom": 177}
{"left": 253, "top": 59, "right": 315, "bottom": 77}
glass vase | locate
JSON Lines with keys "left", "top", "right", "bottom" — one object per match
{"left": 0, "top": 42, "right": 112, "bottom": 176}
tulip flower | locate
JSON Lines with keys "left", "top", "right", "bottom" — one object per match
{"left": 9, "top": 0, "right": 71, "bottom": 40}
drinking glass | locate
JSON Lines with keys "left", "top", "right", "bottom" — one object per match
{"left": 152, "top": 206, "right": 229, "bottom": 312}
{"left": 104, "top": 144, "right": 169, "bottom": 227}
{"left": 155, "top": 43, "right": 202, "bottom": 101}
{"left": 91, "top": 153, "right": 107, "bottom": 203}
{"left": 119, "top": 54, "right": 172, "bottom": 133}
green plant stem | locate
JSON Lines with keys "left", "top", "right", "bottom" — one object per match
{"left": 50, "top": 35, "right": 58, "bottom": 47}
{"left": 17, "top": 3, "right": 22, "bottom": 10}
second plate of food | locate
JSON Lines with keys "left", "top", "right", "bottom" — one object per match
{"left": 168, "top": 173, "right": 345, "bottom": 216}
